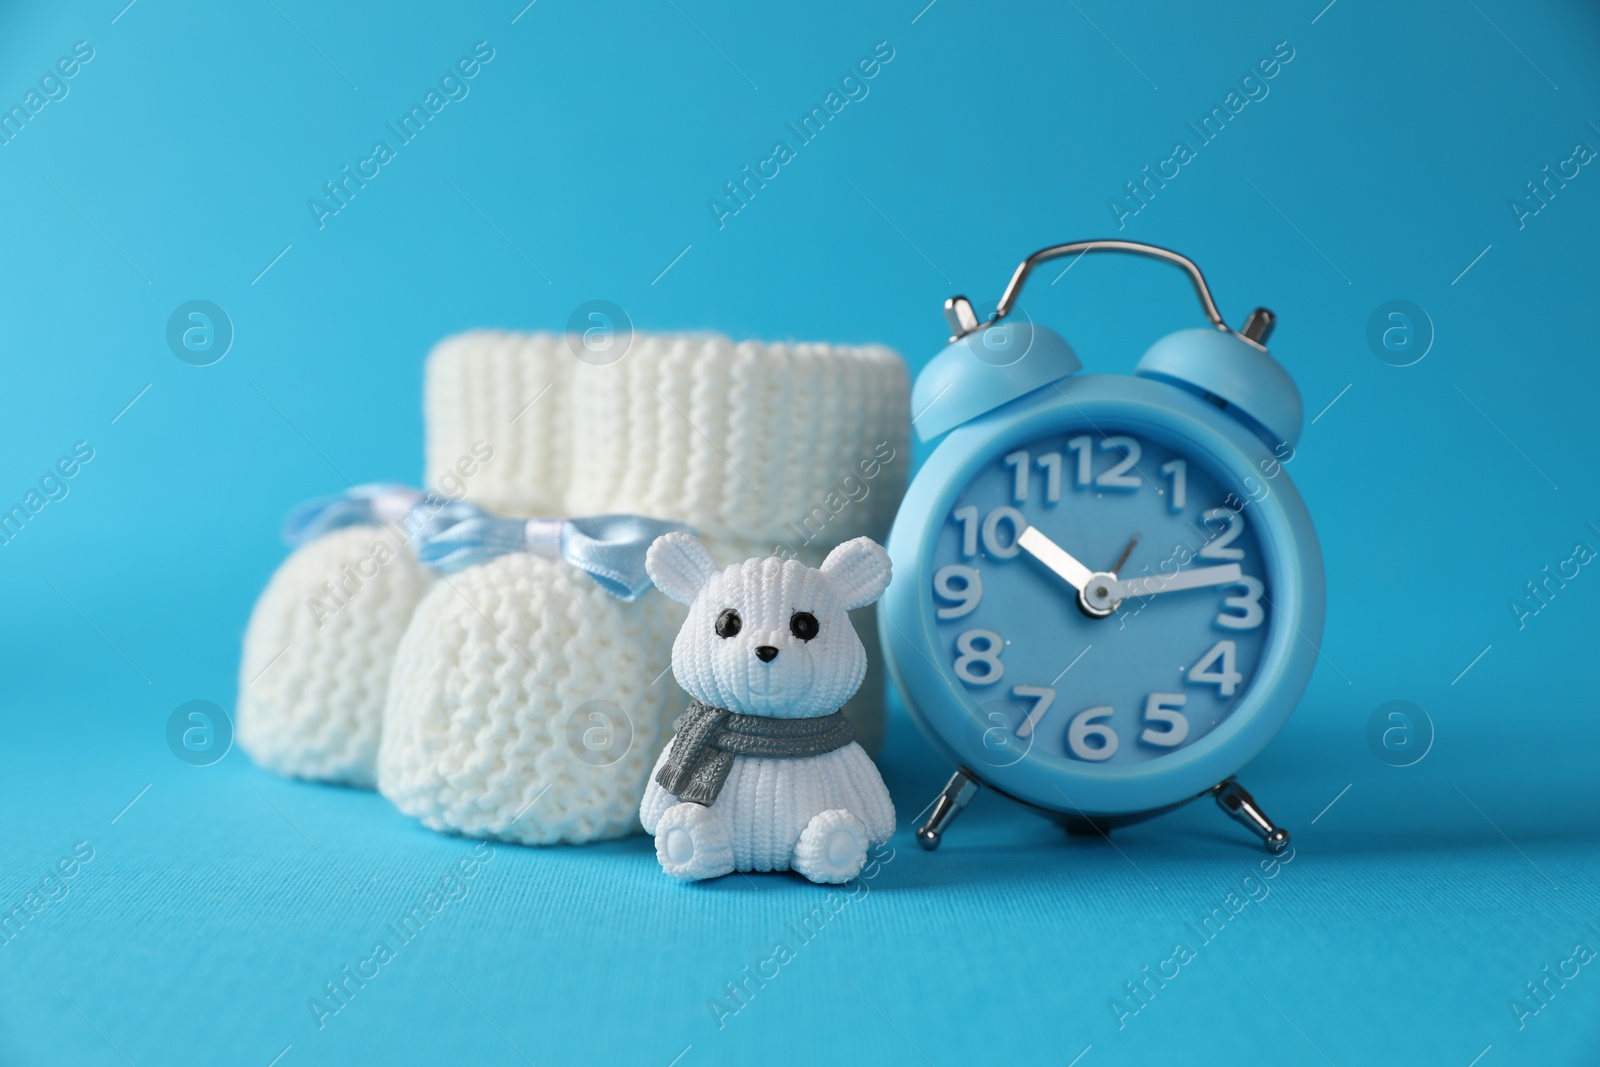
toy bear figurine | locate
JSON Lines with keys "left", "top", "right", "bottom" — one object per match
{"left": 640, "top": 533, "right": 897, "bottom": 884}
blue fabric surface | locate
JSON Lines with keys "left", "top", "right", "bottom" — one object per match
{"left": 2, "top": 0, "right": 1598, "bottom": 1063}
{"left": 4, "top": 692, "right": 1599, "bottom": 1066}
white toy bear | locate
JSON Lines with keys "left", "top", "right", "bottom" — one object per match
{"left": 640, "top": 532, "right": 896, "bottom": 884}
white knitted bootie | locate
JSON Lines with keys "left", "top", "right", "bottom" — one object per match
{"left": 238, "top": 486, "right": 437, "bottom": 788}
{"left": 425, "top": 330, "right": 572, "bottom": 518}
{"left": 377, "top": 533, "right": 686, "bottom": 845}
{"left": 400, "top": 331, "right": 909, "bottom": 845}
{"left": 565, "top": 334, "right": 910, "bottom": 753}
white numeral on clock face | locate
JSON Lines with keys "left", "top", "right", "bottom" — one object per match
{"left": 952, "top": 506, "right": 979, "bottom": 557}
{"left": 1199, "top": 508, "right": 1245, "bottom": 560}
{"left": 1003, "top": 450, "right": 1062, "bottom": 504}
{"left": 1067, "top": 705, "right": 1118, "bottom": 761}
{"left": 1004, "top": 450, "right": 1030, "bottom": 501}
{"left": 1160, "top": 458, "right": 1187, "bottom": 512}
{"left": 1062, "top": 693, "right": 1196, "bottom": 759}
{"left": 1065, "top": 434, "right": 1143, "bottom": 490}
{"left": 954, "top": 629, "right": 1005, "bottom": 686}
{"left": 1012, "top": 685, "right": 1056, "bottom": 738}
{"left": 1097, "top": 435, "right": 1142, "bottom": 489}
{"left": 1140, "top": 693, "right": 1189, "bottom": 747}
{"left": 1189, "top": 639, "right": 1242, "bottom": 697}
{"left": 950, "top": 505, "right": 1026, "bottom": 559}
{"left": 981, "top": 506, "right": 1025, "bottom": 558}
{"left": 1036, "top": 452, "right": 1062, "bottom": 503}
{"left": 932, "top": 564, "right": 983, "bottom": 620}
{"left": 1066, "top": 435, "right": 1094, "bottom": 487}
{"left": 1216, "top": 577, "right": 1265, "bottom": 630}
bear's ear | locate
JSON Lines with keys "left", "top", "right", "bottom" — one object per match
{"left": 820, "top": 537, "right": 892, "bottom": 610}
{"left": 646, "top": 532, "right": 720, "bottom": 604}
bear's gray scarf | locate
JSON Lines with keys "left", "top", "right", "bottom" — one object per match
{"left": 655, "top": 699, "right": 855, "bottom": 806}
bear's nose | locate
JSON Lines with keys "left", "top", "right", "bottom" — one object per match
{"left": 754, "top": 645, "right": 779, "bottom": 663}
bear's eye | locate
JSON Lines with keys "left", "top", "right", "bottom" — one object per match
{"left": 789, "top": 611, "right": 819, "bottom": 641}
{"left": 715, "top": 609, "right": 742, "bottom": 639}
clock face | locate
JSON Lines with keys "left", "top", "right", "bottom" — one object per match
{"left": 926, "top": 426, "right": 1273, "bottom": 778}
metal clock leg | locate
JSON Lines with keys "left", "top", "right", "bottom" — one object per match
{"left": 915, "top": 769, "right": 980, "bottom": 850}
{"left": 1211, "top": 778, "right": 1290, "bottom": 853}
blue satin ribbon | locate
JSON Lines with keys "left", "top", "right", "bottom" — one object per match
{"left": 404, "top": 496, "right": 491, "bottom": 542}
{"left": 281, "top": 484, "right": 489, "bottom": 546}
{"left": 415, "top": 513, "right": 695, "bottom": 601}
{"left": 280, "top": 484, "right": 427, "bottom": 546}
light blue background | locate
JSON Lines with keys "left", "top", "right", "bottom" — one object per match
{"left": 2, "top": 0, "right": 1597, "bottom": 1064}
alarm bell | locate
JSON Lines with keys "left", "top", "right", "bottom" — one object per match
{"left": 910, "top": 316, "right": 1082, "bottom": 442}
{"left": 1136, "top": 323, "right": 1303, "bottom": 451}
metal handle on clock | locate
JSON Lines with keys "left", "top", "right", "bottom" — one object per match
{"left": 943, "top": 239, "right": 1275, "bottom": 349}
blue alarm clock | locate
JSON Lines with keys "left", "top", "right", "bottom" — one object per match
{"left": 880, "top": 240, "right": 1325, "bottom": 852}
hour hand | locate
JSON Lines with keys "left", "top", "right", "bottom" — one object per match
{"left": 1112, "top": 563, "right": 1243, "bottom": 599}
{"left": 1017, "top": 526, "right": 1094, "bottom": 593}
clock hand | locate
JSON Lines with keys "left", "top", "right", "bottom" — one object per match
{"left": 1109, "top": 532, "right": 1141, "bottom": 575}
{"left": 1018, "top": 526, "right": 1124, "bottom": 619}
{"left": 1017, "top": 526, "right": 1093, "bottom": 592}
{"left": 1111, "top": 563, "right": 1243, "bottom": 599}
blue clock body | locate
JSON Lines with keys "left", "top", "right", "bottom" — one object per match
{"left": 882, "top": 312, "right": 1325, "bottom": 825}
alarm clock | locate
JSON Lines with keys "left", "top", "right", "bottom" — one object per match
{"left": 880, "top": 240, "right": 1324, "bottom": 853}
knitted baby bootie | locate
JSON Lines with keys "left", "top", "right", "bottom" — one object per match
{"left": 238, "top": 486, "right": 438, "bottom": 787}
{"left": 403, "top": 330, "right": 908, "bottom": 845}
{"left": 425, "top": 330, "right": 573, "bottom": 517}
{"left": 377, "top": 513, "right": 692, "bottom": 844}
{"left": 565, "top": 335, "right": 910, "bottom": 754}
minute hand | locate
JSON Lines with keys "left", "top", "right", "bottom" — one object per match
{"left": 1111, "top": 564, "right": 1243, "bottom": 599}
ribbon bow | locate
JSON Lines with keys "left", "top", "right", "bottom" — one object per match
{"left": 415, "top": 514, "right": 695, "bottom": 601}
{"left": 280, "top": 484, "right": 428, "bottom": 546}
